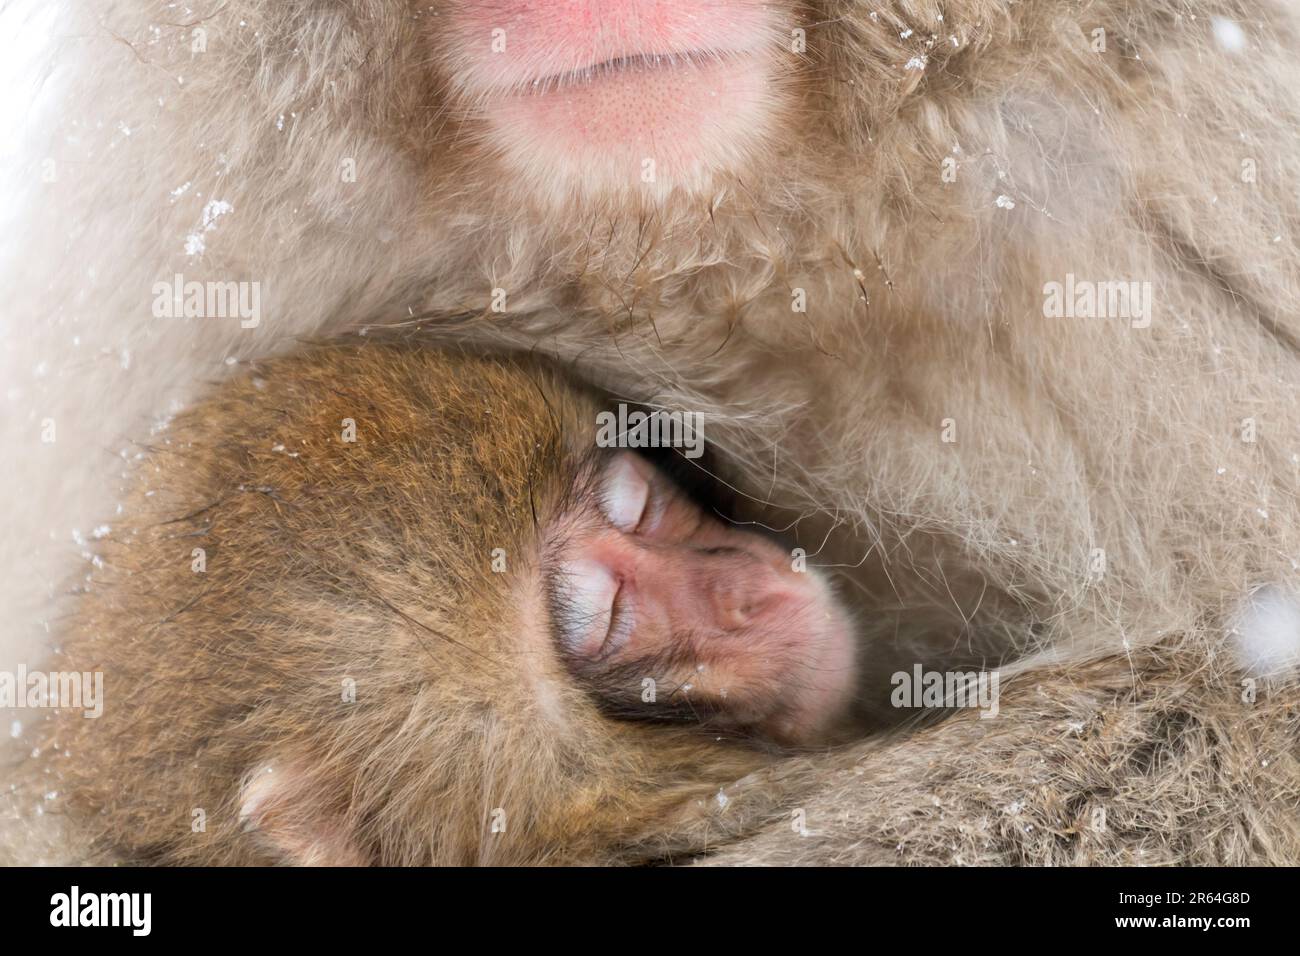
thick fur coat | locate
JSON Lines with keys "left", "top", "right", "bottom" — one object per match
{"left": 2, "top": 0, "right": 1299, "bottom": 863}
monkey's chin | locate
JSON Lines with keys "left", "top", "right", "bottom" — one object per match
{"left": 480, "top": 54, "right": 781, "bottom": 202}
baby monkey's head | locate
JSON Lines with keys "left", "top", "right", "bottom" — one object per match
{"left": 32, "top": 343, "right": 857, "bottom": 865}
{"left": 547, "top": 450, "right": 857, "bottom": 745}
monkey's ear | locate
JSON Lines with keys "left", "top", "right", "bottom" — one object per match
{"left": 238, "top": 759, "right": 369, "bottom": 866}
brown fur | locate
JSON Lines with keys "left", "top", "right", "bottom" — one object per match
{"left": 7, "top": 343, "right": 768, "bottom": 865}
{"left": 4, "top": 0, "right": 1300, "bottom": 864}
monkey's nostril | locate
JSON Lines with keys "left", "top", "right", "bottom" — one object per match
{"left": 698, "top": 546, "right": 743, "bottom": 557}
{"left": 715, "top": 599, "right": 750, "bottom": 630}
{"left": 712, "top": 577, "right": 785, "bottom": 630}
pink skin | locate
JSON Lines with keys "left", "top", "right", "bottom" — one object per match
{"left": 548, "top": 452, "right": 858, "bottom": 746}
{"left": 445, "top": 1, "right": 787, "bottom": 194}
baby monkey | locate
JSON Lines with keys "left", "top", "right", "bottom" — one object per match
{"left": 549, "top": 445, "right": 857, "bottom": 745}
{"left": 9, "top": 342, "right": 858, "bottom": 866}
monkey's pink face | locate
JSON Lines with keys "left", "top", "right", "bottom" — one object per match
{"left": 446, "top": 0, "right": 789, "bottom": 197}
{"left": 543, "top": 452, "right": 857, "bottom": 746}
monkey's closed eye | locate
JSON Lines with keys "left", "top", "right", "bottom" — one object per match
{"left": 598, "top": 453, "right": 650, "bottom": 532}
{"left": 601, "top": 587, "right": 636, "bottom": 658}
{"left": 554, "top": 558, "right": 631, "bottom": 658}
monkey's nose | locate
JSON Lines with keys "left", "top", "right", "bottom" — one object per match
{"left": 708, "top": 565, "right": 792, "bottom": 631}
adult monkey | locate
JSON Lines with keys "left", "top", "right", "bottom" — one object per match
{"left": 3, "top": 0, "right": 1300, "bottom": 862}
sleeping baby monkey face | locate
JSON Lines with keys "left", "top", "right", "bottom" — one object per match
{"left": 543, "top": 451, "right": 858, "bottom": 746}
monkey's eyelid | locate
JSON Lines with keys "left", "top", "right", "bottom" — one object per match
{"left": 600, "top": 587, "right": 636, "bottom": 659}
{"left": 598, "top": 455, "right": 650, "bottom": 532}
{"left": 551, "top": 559, "right": 618, "bottom": 655}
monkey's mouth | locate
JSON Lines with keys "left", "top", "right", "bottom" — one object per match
{"left": 447, "top": 1, "right": 786, "bottom": 197}
{"left": 483, "top": 49, "right": 757, "bottom": 96}
{"left": 474, "top": 51, "right": 778, "bottom": 197}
